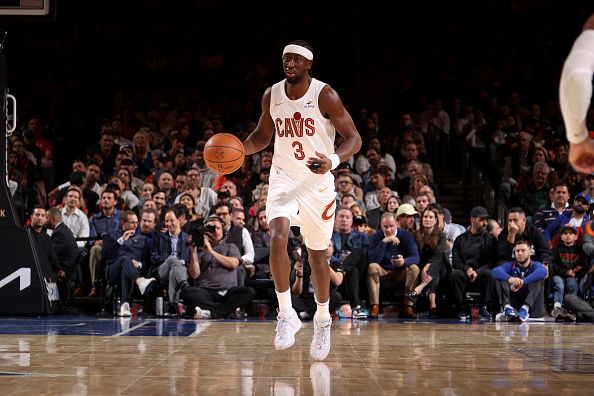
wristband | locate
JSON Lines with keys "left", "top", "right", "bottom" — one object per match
{"left": 329, "top": 154, "right": 340, "bottom": 170}
{"left": 296, "top": 275, "right": 303, "bottom": 278}
{"left": 560, "top": 30, "right": 594, "bottom": 144}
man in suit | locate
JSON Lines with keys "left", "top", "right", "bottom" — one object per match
{"left": 46, "top": 207, "right": 82, "bottom": 303}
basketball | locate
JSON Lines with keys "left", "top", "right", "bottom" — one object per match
{"left": 204, "top": 133, "right": 245, "bottom": 174}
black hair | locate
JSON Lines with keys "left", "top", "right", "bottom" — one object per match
{"left": 287, "top": 40, "right": 313, "bottom": 53}
{"left": 514, "top": 237, "right": 531, "bottom": 248}
{"left": 507, "top": 207, "right": 525, "bottom": 216}
{"left": 170, "top": 203, "right": 189, "bottom": 220}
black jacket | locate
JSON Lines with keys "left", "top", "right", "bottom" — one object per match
{"left": 51, "top": 222, "right": 80, "bottom": 274}
{"left": 497, "top": 222, "right": 552, "bottom": 264}
{"left": 452, "top": 230, "right": 497, "bottom": 272}
{"left": 28, "top": 225, "right": 61, "bottom": 275}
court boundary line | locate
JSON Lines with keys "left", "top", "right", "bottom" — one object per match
{"left": 189, "top": 321, "right": 212, "bottom": 337}
{"left": 111, "top": 320, "right": 151, "bottom": 337}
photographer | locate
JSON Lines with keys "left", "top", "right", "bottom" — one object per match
{"left": 291, "top": 240, "right": 344, "bottom": 320}
{"left": 181, "top": 215, "right": 255, "bottom": 319}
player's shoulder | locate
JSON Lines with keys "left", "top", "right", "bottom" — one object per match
{"left": 318, "top": 81, "right": 340, "bottom": 102}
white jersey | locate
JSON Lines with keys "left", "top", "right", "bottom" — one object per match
{"left": 269, "top": 78, "right": 336, "bottom": 173}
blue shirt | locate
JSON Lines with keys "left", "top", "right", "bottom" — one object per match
{"left": 367, "top": 228, "right": 420, "bottom": 270}
{"left": 491, "top": 260, "right": 547, "bottom": 286}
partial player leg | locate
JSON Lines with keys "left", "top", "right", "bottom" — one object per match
{"left": 269, "top": 216, "right": 301, "bottom": 350}
{"left": 308, "top": 247, "right": 332, "bottom": 361}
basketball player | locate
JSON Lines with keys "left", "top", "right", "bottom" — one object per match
{"left": 560, "top": 12, "right": 594, "bottom": 173}
{"left": 242, "top": 40, "right": 362, "bottom": 361}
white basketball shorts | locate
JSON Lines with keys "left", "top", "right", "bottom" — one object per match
{"left": 266, "top": 164, "right": 336, "bottom": 250}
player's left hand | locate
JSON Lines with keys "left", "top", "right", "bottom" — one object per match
{"left": 569, "top": 140, "right": 594, "bottom": 173}
{"left": 306, "top": 151, "right": 331, "bottom": 174}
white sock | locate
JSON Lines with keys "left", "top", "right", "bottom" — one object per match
{"left": 521, "top": 304, "right": 530, "bottom": 312}
{"left": 314, "top": 296, "right": 331, "bottom": 323}
{"left": 554, "top": 302, "right": 562, "bottom": 309}
{"left": 276, "top": 289, "right": 293, "bottom": 314}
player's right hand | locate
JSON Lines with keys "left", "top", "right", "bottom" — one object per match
{"left": 122, "top": 230, "right": 135, "bottom": 241}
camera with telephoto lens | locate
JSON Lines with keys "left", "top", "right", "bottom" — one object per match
{"left": 188, "top": 223, "right": 216, "bottom": 248}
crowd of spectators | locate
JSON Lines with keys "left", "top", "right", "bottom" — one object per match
{"left": 5, "top": 2, "right": 594, "bottom": 320}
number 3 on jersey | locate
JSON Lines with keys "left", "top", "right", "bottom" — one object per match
{"left": 292, "top": 141, "right": 305, "bottom": 160}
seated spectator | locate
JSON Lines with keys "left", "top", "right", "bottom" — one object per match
{"left": 367, "top": 212, "right": 420, "bottom": 318}
{"left": 114, "top": 209, "right": 158, "bottom": 316}
{"left": 397, "top": 160, "right": 439, "bottom": 200}
{"left": 46, "top": 208, "right": 80, "bottom": 287}
{"left": 214, "top": 204, "right": 255, "bottom": 286}
{"left": 366, "top": 186, "right": 397, "bottom": 230}
{"left": 335, "top": 173, "right": 364, "bottom": 209}
{"left": 434, "top": 205, "right": 466, "bottom": 263}
{"left": 516, "top": 162, "right": 551, "bottom": 218}
{"left": 364, "top": 167, "right": 398, "bottom": 211}
{"left": 550, "top": 224, "right": 584, "bottom": 320}
{"left": 334, "top": 162, "right": 363, "bottom": 190}
{"left": 491, "top": 238, "right": 547, "bottom": 322}
{"left": 87, "top": 189, "right": 122, "bottom": 297}
{"left": 497, "top": 207, "right": 552, "bottom": 267}
{"left": 533, "top": 182, "right": 572, "bottom": 233}
{"left": 487, "top": 218, "right": 503, "bottom": 240}
{"left": 180, "top": 215, "right": 255, "bottom": 319}
{"left": 386, "top": 195, "right": 401, "bottom": 215}
{"left": 251, "top": 206, "right": 293, "bottom": 278}
{"left": 60, "top": 186, "right": 90, "bottom": 248}
{"left": 451, "top": 206, "right": 497, "bottom": 319}
{"left": 408, "top": 207, "right": 449, "bottom": 317}
{"left": 402, "top": 174, "right": 430, "bottom": 206}
{"left": 27, "top": 206, "right": 68, "bottom": 302}
{"left": 151, "top": 208, "right": 191, "bottom": 312}
{"left": 395, "top": 203, "right": 418, "bottom": 233}
{"left": 138, "top": 182, "right": 155, "bottom": 209}
{"left": 498, "top": 131, "right": 534, "bottom": 205}
{"left": 544, "top": 192, "right": 590, "bottom": 247}
{"left": 414, "top": 192, "right": 431, "bottom": 215}
{"left": 352, "top": 214, "right": 375, "bottom": 237}
{"left": 331, "top": 208, "right": 370, "bottom": 318}
{"left": 580, "top": 172, "right": 594, "bottom": 208}
{"left": 291, "top": 241, "right": 344, "bottom": 320}
{"left": 516, "top": 146, "right": 560, "bottom": 190}
{"left": 340, "top": 193, "right": 357, "bottom": 209}
{"left": 175, "top": 191, "right": 203, "bottom": 223}
{"left": 102, "top": 210, "right": 140, "bottom": 289}
{"left": 356, "top": 137, "right": 397, "bottom": 176}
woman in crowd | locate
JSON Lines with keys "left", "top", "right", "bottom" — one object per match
{"left": 407, "top": 207, "right": 449, "bottom": 317}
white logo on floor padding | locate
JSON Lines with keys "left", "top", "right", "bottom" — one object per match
{"left": 0, "top": 268, "right": 31, "bottom": 291}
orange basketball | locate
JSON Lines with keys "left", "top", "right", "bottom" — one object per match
{"left": 204, "top": 133, "right": 245, "bottom": 174}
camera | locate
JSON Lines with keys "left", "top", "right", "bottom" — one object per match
{"left": 189, "top": 225, "right": 205, "bottom": 248}
{"left": 188, "top": 223, "right": 216, "bottom": 248}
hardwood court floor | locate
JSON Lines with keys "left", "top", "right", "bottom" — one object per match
{"left": 0, "top": 316, "right": 592, "bottom": 395}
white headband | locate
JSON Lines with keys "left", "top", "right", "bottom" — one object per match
{"left": 283, "top": 44, "right": 313, "bottom": 61}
